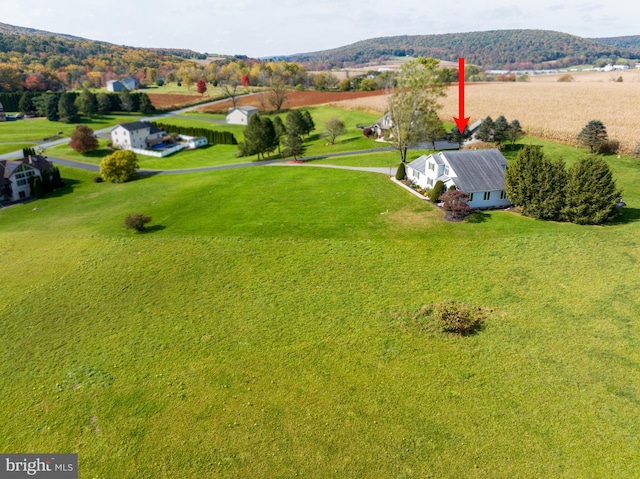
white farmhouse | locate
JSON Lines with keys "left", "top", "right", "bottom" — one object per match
{"left": 226, "top": 106, "right": 258, "bottom": 125}
{"left": 405, "top": 149, "right": 511, "bottom": 209}
{"left": 111, "top": 121, "right": 165, "bottom": 150}
{"left": 0, "top": 155, "right": 53, "bottom": 202}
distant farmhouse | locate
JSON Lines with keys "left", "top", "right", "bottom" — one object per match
{"left": 405, "top": 149, "right": 511, "bottom": 209}
{"left": 106, "top": 77, "right": 139, "bottom": 92}
{"left": 110, "top": 121, "right": 207, "bottom": 157}
{"left": 0, "top": 155, "right": 53, "bottom": 202}
{"left": 0, "top": 101, "right": 5, "bottom": 122}
{"left": 226, "top": 106, "right": 258, "bottom": 125}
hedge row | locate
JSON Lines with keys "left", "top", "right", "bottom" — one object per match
{"left": 152, "top": 122, "right": 237, "bottom": 145}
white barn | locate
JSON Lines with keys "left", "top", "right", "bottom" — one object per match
{"left": 406, "top": 149, "right": 511, "bottom": 209}
{"left": 226, "top": 106, "right": 258, "bottom": 125}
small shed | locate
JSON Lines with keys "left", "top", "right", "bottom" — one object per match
{"left": 226, "top": 106, "right": 258, "bottom": 125}
{"left": 106, "top": 80, "right": 124, "bottom": 92}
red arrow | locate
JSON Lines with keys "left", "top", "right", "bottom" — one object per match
{"left": 453, "top": 58, "right": 470, "bottom": 132}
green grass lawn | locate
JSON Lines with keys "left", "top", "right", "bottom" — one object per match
{"left": 0, "top": 142, "right": 38, "bottom": 156}
{"left": 0, "top": 115, "right": 140, "bottom": 143}
{"left": 1, "top": 137, "right": 640, "bottom": 477}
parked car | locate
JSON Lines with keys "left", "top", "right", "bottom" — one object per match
{"left": 15, "top": 113, "right": 22, "bottom": 119}
{"left": 6, "top": 114, "right": 14, "bottom": 120}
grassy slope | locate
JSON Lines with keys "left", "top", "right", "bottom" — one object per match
{"left": 1, "top": 138, "right": 640, "bottom": 477}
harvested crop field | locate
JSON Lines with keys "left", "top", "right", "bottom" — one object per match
{"left": 198, "top": 90, "right": 386, "bottom": 113}
{"left": 147, "top": 93, "right": 210, "bottom": 110}
{"left": 333, "top": 82, "right": 640, "bottom": 153}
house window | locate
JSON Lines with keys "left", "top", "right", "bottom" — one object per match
{"left": 19, "top": 191, "right": 26, "bottom": 199}
{"left": 484, "top": 192, "right": 491, "bottom": 201}
{"left": 444, "top": 166, "right": 450, "bottom": 176}
{"left": 469, "top": 193, "right": 474, "bottom": 202}
{"left": 500, "top": 191, "right": 507, "bottom": 200}
{"left": 427, "top": 178, "right": 434, "bottom": 187}
{"left": 428, "top": 162, "right": 435, "bottom": 171}
{"left": 415, "top": 171, "right": 420, "bottom": 179}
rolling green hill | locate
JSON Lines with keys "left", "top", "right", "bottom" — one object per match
{"left": 286, "top": 29, "right": 640, "bottom": 69}
{"left": 592, "top": 35, "right": 640, "bottom": 52}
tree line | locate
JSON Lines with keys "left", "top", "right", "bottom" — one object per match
{"left": 239, "top": 110, "right": 315, "bottom": 160}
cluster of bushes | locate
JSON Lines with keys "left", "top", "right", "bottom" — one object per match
{"left": 151, "top": 122, "right": 237, "bottom": 145}
{"left": 474, "top": 115, "right": 524, "bottom": 149}
{"left": 505, "top": 145, "right": 622, "bottom": 224}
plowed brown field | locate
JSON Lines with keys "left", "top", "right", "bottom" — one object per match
{"left": 147, "top": 93, "right": 208, "bottom": 110}
{"left": 199, "top": 90, "right": 386, "bottom": 113}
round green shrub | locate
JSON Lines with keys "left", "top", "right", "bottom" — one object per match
{"left": 395, "top": 162, "right": 406, "bottom": 180}
{"left": 429, "top": 180, "right": 445, "bottom": 203}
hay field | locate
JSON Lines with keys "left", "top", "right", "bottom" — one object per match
{"left": 332, "top": 80, "right": 640, "bottom": 152}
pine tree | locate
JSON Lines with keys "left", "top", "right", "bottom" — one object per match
{"left": 97, "top": 93, "right": 112, "bottom": 114}
{"left": 58, "top": 93, "right": 79, "bottom": 123}
{"left": 395, "top": 161, "right": 406, "bottom": 180}
{"left": 302, "top": 110, "right": 315, "bottom": 137}
{"left": 41, "top": 169, "right": 52, "bottom": 194}
{"left": 273, "top": 116, "right": 286, "bottom": 155}
{"left": 283, "top": 131, "right": 306, "bottom": 159}
{"left": 238, "top": 114, "right": 277, "bottom": 160}
{"left": 562, "top": 155, "right": 621, "bottom": 224}
{"left": 492, "top": 115, "right": 509, "bottom": 144}
{"left": 577, "top": 120, "right": 608, "bottom": 153}
{"left": 76, "top": 89, "right": 97, "bottom": 117}
{"left": 475, "top": 116, "right": 494, "bottom": 142}
{"left": 18, "top": 92, "right": 35, "bottom": 114}
{"left": 51, "top": 166, "right": 63, "bottom": 188}
{"left": 120, "top": 88, "right": 133, "bottom": 113}
{"left": 46, "top": 94, "right": 60, "bottom": 121}
{"left": 139, "top": 94, "right": 155, "bottom": 115}
{"left": 429, "top": 180, "right": 446, "bottom": 203}
{"left": 450, "top": 125, "right": 471, "bottom": 147}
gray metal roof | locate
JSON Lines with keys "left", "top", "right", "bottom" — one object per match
{"left": 116, "top": 121, "right": 159, "bottom": 133}
{"left": 442, "top": 149, "right": 507, "bottom": 193}
{"left": 406, "top": 154, "right": 428, "bottom": 173}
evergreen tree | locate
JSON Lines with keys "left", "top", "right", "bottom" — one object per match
{"left": 475, "top": 116, "right": 494, "bottom": 142}
{"left": 46, "top": 93, "right": 60, "bottom": 121}
{"left": 395, "top": 161, "right": 406, "bottom": 180}
{"left": 97, "top": 92, "right": 111, "bottom": 114}
{"left": 120, "top": 88, "right": 133, "bottom": 113}
{"left": 492, "top": 115, "right": 509, "bottom": 144}
{"left": 18, "top": 92, "right": 35, "bottom": 114}
{"left": 76, "top": 88, "right": 97, "bottom": 117}
{"left": 238, "top": 114, "right": 277, "bottom": 160}
{"left": 273, "top": 116, "right": 286, "bottom": 155}
{"left": 139, "top": 94, "right": 155, "bottom": 115}
{"left": 577, "top": 120, "right": 608, "bottom": 153}
{"left": 302, "top": 110, "right": 315, "bottom": 137}
{"left": 505, "top": 145, "right": 566, "bottom": 220}
{"left": 51, "top": 166, "right": 63, "bottom": 188}
{"left": 283, "top": 130, "right": 306, "bottom": 159}
{"left": 29, "top": 175, "right": 44, "bottom": 198}
{"left": 450, "top": 125, "right": 471, "bottom": 147}
{"left": 58, "top": 93, "right": 79, "bottom": 123}
{"left": 41, "top": 169, "right": 52, "bottom": 194}
{"left": 562, "top": 155, "right": 621, "bottom": 224}
{"left": 429, "top": 180, "right": 446, "bottom": 203}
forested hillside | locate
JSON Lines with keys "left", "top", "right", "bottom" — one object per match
{"left": 0, "top": 22, "right": 207, "bottom": 92}
{"left": 287, "top": 30, "right": 640, "bottom": 69}
{"left": 592, "top": 35, "right": 640, "bottom": 52}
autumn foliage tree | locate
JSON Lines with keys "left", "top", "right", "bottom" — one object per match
{"left": 69, "top": 125, "right": 99, "bottom": 154}
{"left": 100, "top": 150, "right": 139, "bottom": 183}
{"left": 196, "top": 79, "right": 207, "bottom": 95}
{"left": 439, "top": 190, "right": 472, "bottom": 220}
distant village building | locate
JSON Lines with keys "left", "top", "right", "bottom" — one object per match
{"left": 0, "top": 155, "right": 53, "bottom": 202}
{"left": 226, "top": 106, "right": 258, "bottom": 125}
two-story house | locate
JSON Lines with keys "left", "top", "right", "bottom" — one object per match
{"left": 110, "top": 121, "right": 165, "bottom": 150}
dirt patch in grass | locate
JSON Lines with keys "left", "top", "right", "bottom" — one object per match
{"left": 199, "top": 90, "right": 387, "bottom": 113}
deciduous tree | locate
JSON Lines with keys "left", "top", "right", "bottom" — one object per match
{"left": 196, "top": 79, "right": 207, "bottom": 95}
{"left": 506, "top": 119, "right": 524, "bottom": 148}
{"left": 100, "top": 150, "right": 139, "bottom": 183}
{"left": 324, "top": 117, "right": 346, "bottom": 145}
{"left": 386, "top": 57, "right": 449, "bottom": 162}
{"left": 439, "top": 190, "right": 472, "bottom": 220}
{"left": 70, "top": 125, "right": 99, "bottom": 154}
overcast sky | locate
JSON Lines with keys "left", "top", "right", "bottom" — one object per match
{"left": 0, "top": 1, "right": 637, "bottom": 58}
